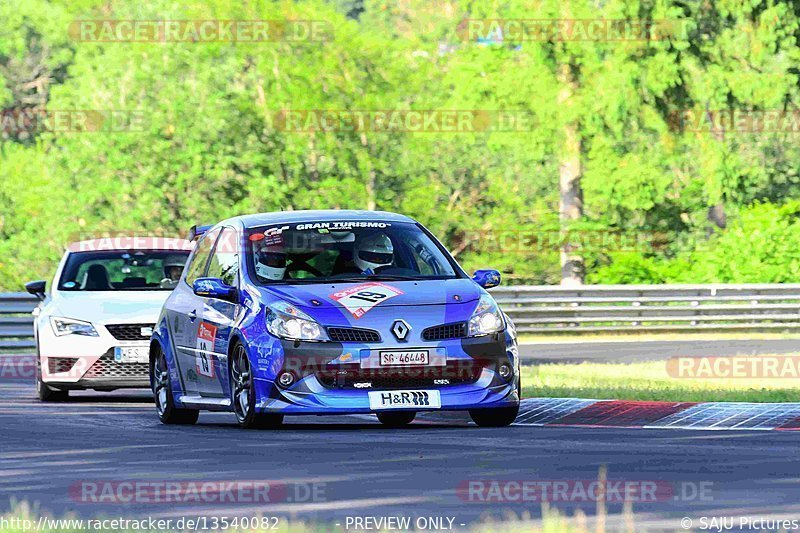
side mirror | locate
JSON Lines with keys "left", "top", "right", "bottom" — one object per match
{"left": 25, "top": 280, "right": 47, "bottom": 301}
{"left": 193, "top": 277, "right": 237, "bottom": 302}
{"left": 472, "top": 269, "right": 501, "bottom": 289}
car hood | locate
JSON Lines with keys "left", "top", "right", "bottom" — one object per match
{"left": 258, "top": 278, "right": 483, "bottom": 312}
{"left": 50, "top": 291, "right": 171, "bottom": 324}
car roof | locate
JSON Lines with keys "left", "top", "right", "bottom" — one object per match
{"left": 221, "top": 210, "right": 417, "bottom": 229}
{"left": 67, "top": 237, "right": 194, "bottom": 253}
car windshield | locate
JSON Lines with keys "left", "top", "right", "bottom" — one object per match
{"left": 246, "top": 221, "right": 460, "bottom": 284}
{"left": 58, "top": 250, "right": 191, "bottom": 291}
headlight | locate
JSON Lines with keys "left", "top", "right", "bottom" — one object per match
{"left": 266, "top": 301, "right": 329, "bottom": 342}
{"left": 468, "top": 295, "right": 504, "bottom": 337}
{"left": 50, "top": 316, "right": 99, "bottom": 337}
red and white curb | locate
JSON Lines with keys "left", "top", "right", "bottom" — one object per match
{"left": 514, "top": 398, "right": 800, "bottom": 431}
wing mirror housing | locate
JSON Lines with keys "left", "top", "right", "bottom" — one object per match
{"left": 25, "top": 280, "right": 47, "bottom": 301}
{"left": 472, "top": 269, "right": 501, "bottom": 289}
{"left": 193, "top": 277, "right": 237, "bottom": 302}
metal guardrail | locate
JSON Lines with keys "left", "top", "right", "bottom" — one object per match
{"left": 4, "top": 284, "right": 800, "bottom": 349}
{"left": 491, "top": 284, "right": 800, "bottom": 334}
{"left": 0, "top": 293, "right": 37, "bottom": 350}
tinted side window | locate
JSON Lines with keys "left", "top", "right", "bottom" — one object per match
{"left": 206, "top": 227, "right": 239, "bottom": 286}
{"left": 406, "top": 236, "right": 440, "bottom": 275}
{"left": 185, "top": 228, "right": 220, "bottom": 286}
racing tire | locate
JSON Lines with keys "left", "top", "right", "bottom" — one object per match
{"left": 231, "top": 342, "right": 283, "bottom": 430}
{"left": 376, "top": 411, "right": 416, "bottom": 427}
{"left": 152, "top": 345, "right": 199, "bottom": 425}
{"left": 35, "top": 351, "right": 68, "bottom": 402}
{"left": 469, "top": 404, "right": 519, "bottom": 427}
{"left": 469, "top": 373, "right": 521, "bottom": 427}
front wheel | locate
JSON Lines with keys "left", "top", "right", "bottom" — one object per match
{"left": 231, "top": 343, "right": 283, "bottom": 429}
{"left": 152, "top": 345, "right": 198, "bottom": 425}
{"left": 469, "top": 404, "right": 519, "bottom": 427}
{"left": 35, "top": 353, "right": 68, "bottom": 402}
{"left": 376, "top": 411, "right": 416, "bottom": 427}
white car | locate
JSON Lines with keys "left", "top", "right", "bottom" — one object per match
{"left": 25, "top": 237, "right": 193, "bottom": 401}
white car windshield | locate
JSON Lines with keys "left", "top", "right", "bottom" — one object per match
{"left": 58, "top": 250, "right": 191, "bottom": 291}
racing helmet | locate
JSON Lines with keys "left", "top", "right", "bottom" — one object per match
{"left": 255, "top": 244, "right": 287, "bottom": 280}
{"left": 354, "top": 232, "right": 394, "bottom": 272}
{"left": 163, "top": 254, "right": 187, "bottom": 279}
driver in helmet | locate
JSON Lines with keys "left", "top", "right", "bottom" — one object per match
{"left": 159, "top": 254, "right": 187, "bottom": 288}
{"left": 255, "top": 243, "right": 288, "bottom": 281}
{"left": 354, "top": 232, "right": 394, "bottom": 274}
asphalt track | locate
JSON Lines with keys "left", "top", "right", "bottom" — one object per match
{"left": 519, "top": 338, "right": 800, "bottom": 364}
{"left": 2, "top": 374, "right": 800, "bottom": 531}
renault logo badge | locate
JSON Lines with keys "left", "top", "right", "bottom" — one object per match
{"left": 391, "top": 320, "right": 411, "bottom": 341}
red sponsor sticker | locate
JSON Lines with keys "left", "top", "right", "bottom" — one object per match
{"left": 195, "top": 322, "right": 217, "bottom": 378}
{"left": 329, "top": 282, "right": 404, "bottom": 318}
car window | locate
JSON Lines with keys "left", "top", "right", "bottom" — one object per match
{"left": 206, "top": 226, "right": 239, "bottom": 287}
{"left": 185, "top": 228, "right": 220, "bottom": 286}
{"left": 287, "top": 249, "right": 340, "bottom": 280}
{"left": 57, "top": 250, "right": 191, "bottom": 291}
{"left": 408, "top": 235, "right": 438, "bottom": 275}
{"left": 246, "top": 221, "right": 459, "bottom": 284}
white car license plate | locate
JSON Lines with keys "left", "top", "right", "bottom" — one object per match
{"left": 114, "top": 346, "right": 149, "bottom": 364}
{"left": 368, "top": 390, "right": 441, "bottom": 410}
{"left": 379, "top": 350, "right": 429, "bottom": 366}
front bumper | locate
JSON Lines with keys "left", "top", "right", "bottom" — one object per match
{"left": 37, "top": 319, "right": 150, "bottom": 389}
{"left": 249, "top": 332, "right": 519, "bottom": 415}
{"left": 256, "top": 369, "right": 518, "bottom": 414}
{"left": 40, "top": 350, "right": 150, "bottom": 390}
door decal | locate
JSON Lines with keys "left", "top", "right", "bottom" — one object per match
{"left": 195, "top": 322, "right": 217, "bottom": 378}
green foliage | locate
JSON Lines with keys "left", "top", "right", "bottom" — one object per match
{"left": 677, "top": 201, "right": 800, "bottom": 283}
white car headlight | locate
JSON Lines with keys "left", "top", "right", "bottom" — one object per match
{"left": 468, "top": 295, "right": 505, "bottom": 337}
{"left": 266, "top": 301, "right": 329, "bottom": 342}
{"left": 50, "top": 316, "right": 99, "bottom": 337}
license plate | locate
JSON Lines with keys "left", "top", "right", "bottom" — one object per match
{"left": 368, "top": 390, "right": 441, "bottom": 410}
{"left": 379, "top": 350, "right": 429, "bottom": 366}
{"left": 114, "top": 346, "right": 149, "bottom": 364}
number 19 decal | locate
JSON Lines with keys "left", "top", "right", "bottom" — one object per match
{"left": 330, "top": 282, "right": 404, "bottom": 318}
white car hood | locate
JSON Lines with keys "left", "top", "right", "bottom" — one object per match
{"left": 50, "top": 291, "right": 170, "bottom": 324}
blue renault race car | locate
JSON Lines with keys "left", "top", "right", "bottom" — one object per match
{"left": 149, "top": 210, "right": 520, "bottom": 428}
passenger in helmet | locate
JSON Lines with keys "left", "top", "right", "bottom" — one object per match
{"left": 159, "top": 255, "right": 187, "bottom": 288}
{"left": 164, "top": 255, "right": 186, "bottom": 281}
{"left": 353, "top": 232, "right": 394, "bottom": 273}
{"left": 255, "top": 243, "right": 287, "bottom": 281}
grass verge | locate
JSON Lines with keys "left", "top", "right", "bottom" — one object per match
{"left": 520, "top": 360, "right": 800, "bottom": 402}
{"left": 517, "top": 332, "right": 800, "bottom": 344}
